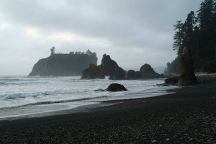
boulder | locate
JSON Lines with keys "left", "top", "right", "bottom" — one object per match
{"left": 178, "top": 47, "right": 197, "bottom": 86}
{"left": 106, "top": 83, "right": 128, "bottom": 92}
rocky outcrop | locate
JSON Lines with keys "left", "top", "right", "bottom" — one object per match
{"left": 109, "top": 67, "right": 126, "bottom": 80}
{"left": 101, "top": 54, "right": 119, "bottom": 75}
{"left": 29, "top": 51, "right": 97, "bottom": 76}
{"left": 126, "top": 64, "right": 160, "bottom": 79}
{"left": 178, "top": 47, "right": 197, "bottom": 86}
{"left": 81, "top": 64, "right": 105, "bottom": 79}
{"left": 101, "top": 54, "right": 126, "bottom": 80}
{"left": 140, "top": 64, "right": 161, "bottom": 78}
{"left": 81, "top": 54, "right": 126, "bottom": 80}
{"left": 126, "top": 70, "right": 141, "bottom": 80}
{"left": 106, "top": 83, "right": 128, "bottom": 92}
{"left": 164, "top": 48, "right": 197, "bottom": 86}
{"left": 82, "top": 54, "right": 161, "bottom": 80}
{"left": 29, "top": 58, "right": 49, "bottom": 76}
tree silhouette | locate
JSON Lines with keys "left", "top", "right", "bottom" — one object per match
{"left": 167, "top": 0, "right": 216, "bottom": 74}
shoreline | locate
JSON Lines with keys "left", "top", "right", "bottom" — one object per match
{"left": 0, "top": 78, "right": 176, "bottom": 121}
{"left": 1, "top": 82, "right": 216, "bottom": 143}
{"left": 0, "top": 102, "right": 116, "bottom": 121}
{"left": 0, "top": 86, "right": 176, "bottom": 121}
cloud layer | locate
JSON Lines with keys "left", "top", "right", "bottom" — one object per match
{"left": 0, "top": 0, "right": 202, "bottom": 75}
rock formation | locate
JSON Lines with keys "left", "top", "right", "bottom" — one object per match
{"left": 106, "top": 83, "right": 128, "bottom": 92}
{"left": 178, "top": 47, "right": 197, "bottom": 86}
{"left": 82, "top": 54, "right": 161, "bottom": 80}
{"left": 101, "top": 54, "right": 126, "bottom": 80}
{"left": 29, "top": 50, "right": 97, "bottom": 76}
{"left": 126, "top": 64, "right": 160, "bottom": 79}
{"left": 81, "top": 64, "right": 105, "bottom": 79}
{"left": 127, "top": 70, "right": 141, "bottom": 80}
{"left": 140, "top": 64, "right": 161, "bottom": 79}
{"left": 81, "top": 54, "right": 126, "bottom": 80}
{"left": 101, "top": 54, "right": 119, "bottom": 76}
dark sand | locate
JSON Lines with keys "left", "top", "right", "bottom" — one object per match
{"left": 1, "top": 82, "right": 216, "bottom": 144}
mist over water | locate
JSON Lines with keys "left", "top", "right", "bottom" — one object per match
{"left": 0, "top": 76, "right": 176, "bottom": 119}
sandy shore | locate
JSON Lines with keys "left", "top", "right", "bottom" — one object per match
{"left": 1, "top": 82, "right": 216, "bottom": 143}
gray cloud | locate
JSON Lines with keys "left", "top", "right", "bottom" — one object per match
{"left": 0, "top": 0, "right": 202, "bottom": 75}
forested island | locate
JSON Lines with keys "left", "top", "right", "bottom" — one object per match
{"left": 29, "top": 48, "right": 97, "bottom": 76}
{"left": 166, "top": 0, "right": 216, "bottom": 74}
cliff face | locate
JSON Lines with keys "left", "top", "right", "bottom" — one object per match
{"left": 29, "top": 53, "right": 97, "bottom": 76}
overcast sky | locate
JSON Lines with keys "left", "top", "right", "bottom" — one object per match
{"left": 0, "top": 0, "right": 202, "bottom": 75}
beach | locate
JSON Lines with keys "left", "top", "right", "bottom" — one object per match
{"left": 1, "top": 0, "right": 216, "bottom": 143}
{"left": 0, "top": 81, "right": 216, "bottom": 144}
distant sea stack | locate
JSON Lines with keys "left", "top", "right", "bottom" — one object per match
{"left": 82, "top": 54, "right": 161, "bottom": 80}
{"left": 29, "top": 48, "right": 97, "bottom": 76}
{"left": 127, "top": 64, "right": 161, "bottom": 80}
{"left": 82, "top": 54, "right": 126, "bottom": 80}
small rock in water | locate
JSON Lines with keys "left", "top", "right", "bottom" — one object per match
{"left": 152, "top": 140, "right": 157, "bottom": 143}
{"left": 106, "top": 83, "right": 128, "bottom": 92}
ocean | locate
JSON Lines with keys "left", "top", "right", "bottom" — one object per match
{"left": 0, "top": 76, "right": 176, "bottom": 120}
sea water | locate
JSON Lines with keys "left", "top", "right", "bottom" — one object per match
{"left": 0, "top": 76, "right": 177, "bottom": 119}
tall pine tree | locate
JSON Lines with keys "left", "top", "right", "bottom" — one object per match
{"left": 173, "top": 11, "right": 196, "bottom": 55}
{"left": 197, "top": 0, "right": 215, "bottom": 59}
{"left": 173, "top": 20, "right": 184, "bottom": 54}
{"left": 168, "top": 0, "right": 216, "bottom": 74}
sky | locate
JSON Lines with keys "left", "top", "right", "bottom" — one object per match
{"left": 0, "top": 0, "right": 202, "bottom": 76}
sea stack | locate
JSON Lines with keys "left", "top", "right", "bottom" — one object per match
{"left": 126, "top": 64, "right": 160, "bottom": 79}
{"left": 81, "top": 54, "right": 126, "bottom": 80}
{"left": 178, "top": 47, "right": 197, "bottom": 86}
{"left": 140, "top": 64, "right": 161, "bottom": 79}
{"left": 29, "top": 49, "right": 98, "bottom": 76}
